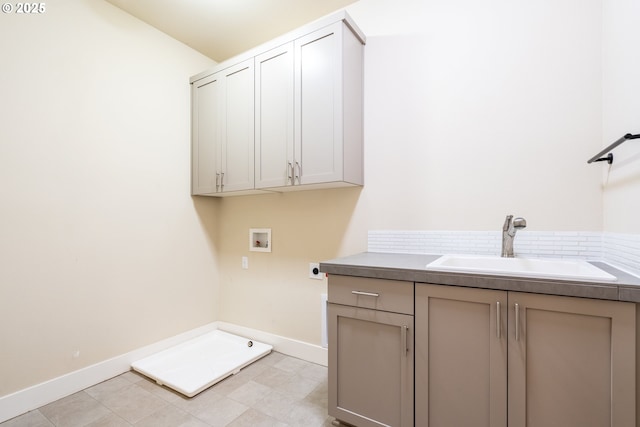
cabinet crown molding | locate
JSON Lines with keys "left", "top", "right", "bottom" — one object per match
{"left": 190, "top": 10, "right": 365, "bottom": 84}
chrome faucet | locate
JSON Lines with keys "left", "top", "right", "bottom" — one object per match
{"left": 501, "top": 215, "right": 527, "bottom": 258}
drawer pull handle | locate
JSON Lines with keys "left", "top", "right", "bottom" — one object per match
{"left": 351, "top": 290, "right": 379, "bottom": 297}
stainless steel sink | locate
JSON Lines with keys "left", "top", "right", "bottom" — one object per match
{"left": 425, "top": 255, "right": 616, "bottom": 282}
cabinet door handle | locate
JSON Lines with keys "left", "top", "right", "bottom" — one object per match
{"left": 215, "top": 173, "right": 220, "bottom": 192}
{"left": 515, "top": 303, "right": 520, "bottom": 341}
{"left": 220, "top": 172, "right": 224, "bottom": 191}
{"left": 496, "top": 301, "right": 501, "bottom": 339}
{"left": 295, "top": 161, "right": 301, "bottom": 184}
{"left": 287, "top": 162, "right": 293, "bottom": 185}
{"left": 401, "top": 325, "right": 409, "bottom": 356}
{"left": 351, "top": 290, "right": 379, "bottom": 297}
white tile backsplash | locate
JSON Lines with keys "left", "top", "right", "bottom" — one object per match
{"left": 368, "top": 230, "right": 501, "bottom": 256}
{"left": 603, "top": 233, "right": 640, "bottom": 277}
{"left": 368, "top": 230, "right": 640, "bottom": 277}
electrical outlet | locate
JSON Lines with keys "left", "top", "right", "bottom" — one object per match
{"left": 242, "top": 256, "right": 249, "bottom": 270}
{"left": 309, "top": 262, "right": 323, "bottom": 280}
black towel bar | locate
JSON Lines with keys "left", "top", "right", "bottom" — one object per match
{"left": 588, "top": 133, "right": 640, "bottom": 164}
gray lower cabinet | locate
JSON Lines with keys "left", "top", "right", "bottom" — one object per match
{"left": 415, "top": 284, "right": 508, "bottom": 427}
{"left": 328, "top": 275, "right": 414, "bottom": 427}
{"left": 507, "top": 291, "right": 635, "bottom": 427}
{"left": 416, "top": 283, "right": 636, "bottom": 427}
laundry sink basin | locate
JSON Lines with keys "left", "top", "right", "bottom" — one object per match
{"left": 425, "top": 255, "right": 616, "bottom": 282}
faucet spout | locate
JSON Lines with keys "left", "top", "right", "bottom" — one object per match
{"left": 501, "top": 215, "right": 526, "bottom": 257}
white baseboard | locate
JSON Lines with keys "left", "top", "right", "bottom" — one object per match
{"left": 216, "top": 321, "right": 328, "bottom": 367}
{"left": 0, "top": 322, "right": 326, "bottom": 423}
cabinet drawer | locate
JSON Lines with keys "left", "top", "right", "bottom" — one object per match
{"left": 328, "top": 275, "right": 414, "bottom": 315}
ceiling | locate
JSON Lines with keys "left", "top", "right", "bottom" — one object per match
{"left": 105, "top": 0, "right": 358, "bottom": 62}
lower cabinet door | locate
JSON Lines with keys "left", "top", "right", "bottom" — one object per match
{"left": 415, "top": 284, "right": 508, "bottom": 427}
{"left": 508, "top": 292, "right": 636, "bottom": 427}
{"left": 328, "top": 303, "right": 414, "bottom": 427}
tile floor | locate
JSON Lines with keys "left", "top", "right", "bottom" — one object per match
{"left": 1, "top": 352, "right": 335, "bottom": 427}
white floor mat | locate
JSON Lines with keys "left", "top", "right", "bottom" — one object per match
{"left": 131, "top": 330, "right": 272, "bottom": 397}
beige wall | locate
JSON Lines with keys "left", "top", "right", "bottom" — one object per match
{"left": 0, "top": 1, "right": 217, "bottom": 396}
{"left": 602, "top": 0, "right": 640, "bottom": 233}
{"left": 217, "top": 189, "right": 365, "bottom": 341}
{"left": 217, "top": 0, "right": 605, "bottom": 345}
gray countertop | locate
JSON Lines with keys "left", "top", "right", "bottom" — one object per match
{"left": 320, "top": 252, "right": 640, "bottom": 303}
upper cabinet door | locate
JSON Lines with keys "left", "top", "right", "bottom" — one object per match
{"left": 192, "top": 60, "right": 254, "bottom": 195}
{"left": 191, "top": 74, "right": 222, "bottom": 195}
{"left": 220, "top": 59, "right": 255, "bottom": 193}
{"left": 255, "top": 43, "right": 294, "bottom": 189}
{"left": 294, "top": 23, "right": 343, "bottom": 186}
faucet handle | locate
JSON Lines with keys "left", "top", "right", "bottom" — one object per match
{"left": 503, "top": 215, "right": 513, "bottom": 231}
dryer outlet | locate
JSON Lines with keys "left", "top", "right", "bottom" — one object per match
{"left": 309, "top": 263, "right": 323, "bottom": 280}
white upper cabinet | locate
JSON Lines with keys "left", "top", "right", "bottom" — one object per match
{"left": 293, "top": 22, "right": 363, "bottom": 189}
{"left": 191, "top": 59, "right": 255, "bottom": 196}
{"left": 255, "top": 43, "right": 295, "bottom": 189}
{"left": 191, "top": 73, "right": 221, "bottom": 195}
{"left": 191, "top": 11, "right": 365, "bottom": 197}
{"left": 256, "top": 20, "right": 365, "bottom": 191}
{"left": 220, "top": 60, "right": 255, "bottom": 193}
